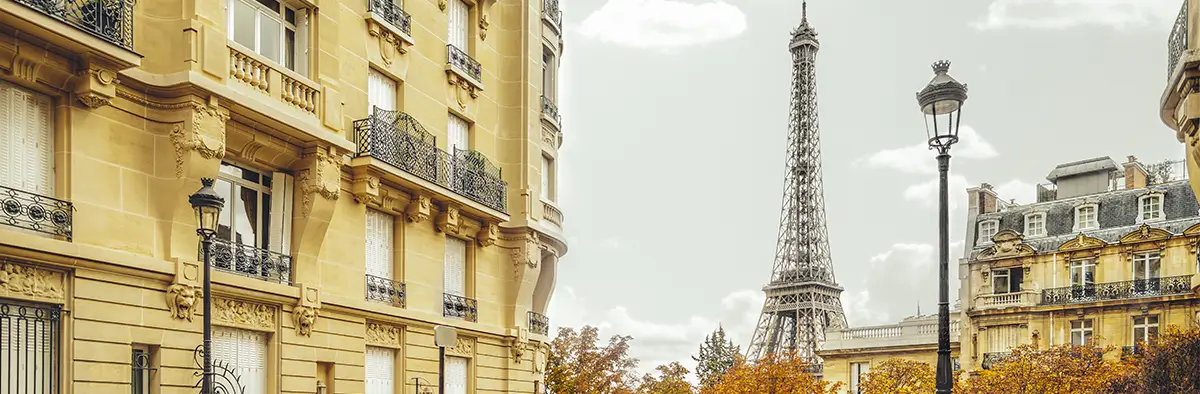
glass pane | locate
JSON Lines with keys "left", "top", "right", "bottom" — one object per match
{"left": 1149, "top": 256, "right": 1160, "bottom": 278}
{"left": 234, "top": 184, "right": 259, "bottom": 246}
{"left": 233, "top": 0, "right": 257, "bottom": 49}
{"left": 257, "top": 0, "right": 281, "bottom": 12}
{"left": 1134, "top": 259, "right": 1146, "bottom": 280}
{"left": 216, "top": 178, "right": 235, "bottom": 242}
{"left": 285, "top": 7, "right": 296, "bottom": 24}
{"left": 285, "top": 29, "right": 296, "bottom": 70}
{"left": 260, "top": 16, "right": 282, "bottom": 62}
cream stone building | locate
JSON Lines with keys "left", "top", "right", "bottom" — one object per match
{"left": 0, "top": 0, "right": 566, "bottom": 392}
{"left": 819, "top": 313, "right": 962, "bottom": 394}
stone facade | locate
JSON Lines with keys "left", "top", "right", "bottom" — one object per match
{"left": 819, "top": 314, "right": 962, "bottom": 393}
{"left": 0, "top": 0, "right": 566, "bottom": 392}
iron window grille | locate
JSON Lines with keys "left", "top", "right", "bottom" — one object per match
{"left": 0, "top": 185, "right": 74, "bottom": 241}
{"left": 443, "top": 293, "right": 477, "bottom": 322}
{"left": 131, "top": 348, "right": 155, "bottom": 394}
{"left": 447, "top": 45, "right": 482, "bottom": 81}
{"left": 365, "top": 274, "right": 406, "bottom": 307}
{"left": 13, "top": 0, "right": 136, "bottom": 50}
{"left": 368, "top": 0, "right": 411, "bottom": 36}
{"left": 0, "top": 301, "right": 62, "bottom": 393}
{"left": 527, "top": 311, "right": 549, "bottom": 335}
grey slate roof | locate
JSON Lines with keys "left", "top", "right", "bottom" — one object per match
{"left": 1044, "top": 157, "right": 1118, "bottom": 182}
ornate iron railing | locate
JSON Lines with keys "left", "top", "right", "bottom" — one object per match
{"left": 203, "top": 238, "right": 293, "bottom": 284}
{"left": 528, "top": 311, "right": 549, "bottom": 335}
{"left": 447, "top": 45, "right": 482, "bottom": 81}
{"left": 541, "top": 95, "right": 561, "bottom": 124}
{"left": 543, "top": 0, "right": 561, "bottom": 27}
{"left": 0, "top": 301, "right": 62, "bottom": 393}
{"left": 0, "top": 185, "right": 74, "bottom": 241}
{"left": 1170, "top": 0, "right": 1189, "bottom": 78}
{"left": 1040, "top": 275, "right": 1193, "bottom": 305}
{"left": 354, "top": 107, "right": 508, "bottom": 213}
{"left": 13, "top": 0, "right": 136, "bottom": 50}
{"left": 365, "top": 274, "right": 406, "bottom": 307}
{"left": 981, "top": 352, "right": 1010, "bottom": 370}
{"left": 443, "top": 293, "right": 477, "bottom": 322}
{"left": 368, "top": 0, "right": 411, "bottom": 36}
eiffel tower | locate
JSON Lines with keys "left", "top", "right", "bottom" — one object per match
{"left": 744, "top": 1, "right": 847, "bottom": 365}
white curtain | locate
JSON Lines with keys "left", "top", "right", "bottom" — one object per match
{"left": 365, "top": 209, "right": 395, "bottom": 279}
{"left": 213, "top": 327, "right": 269, "bottom": 394}
{"left": 445, "top": 356, "right": 469, "bottom": 394}
{"left": 448, "top": 0, "right": 469, "bottom": 50}
{"left": 368, "top": 70, "right": 398, "bottom": 114}
{"left": 365, "top": 346, "right": 396, "bottom": 394}
{"left": 444, "top": 237, "right": 467, "bottom": 296}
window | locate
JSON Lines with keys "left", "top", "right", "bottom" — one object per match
{"left": 1069, "top": 259, "right": 1096, "bottom": 287}
{"left": 448, "top": 115, "right": 470, "bottom": 154}
{"left": 0, "top": 301, "right": 60, "bottom": 394}
{"left": 131, "top": 346, "right": 156, "bottom": 394}
{"left": 1074, "top": 204, "right": 1098, "bottom": 231}
{"left": 541, "top": 155, "right": 555, "bottom": 201}
{"left": 542, "top": 48, "right": 556, "bottom": 99}
{"left": 991, "top": 267, "right": 1023, "bottom": 294}
{"left": 365, "top": 346, "right": 396, "bottom": 394}
{"left": 448, "top": 0, "right": 470, "bottom": 51}
{"left": 849, "top": 362, "right": 870, "bottom": 394}
{"left": 0, "top": 80, "right": 54, "bottom": 195}
{"left": 212, "top": 326, "right": 268, "bottom": 394}
{"left": 1133, "top": 252, "right": 1161, "bottom": 282}
{"left": 368, "top": 69, "right": 398, "bottom": 114}
{"left": 228, "top": 0, "right": 310, "bottom": 74}
{"left": 977, "top": 220, "right": 998, "bottom": 244}
{"left": 1139, "top": 194, "right": 1164, "bottom": 222}
{"left": 445, "top": 356, "right": 469, "bottom": 394}
{"left": 365, "top": 209, "right": 394, "bottom": 280}
{"left": 1133, "top": 315, "right": 1159, "bottom": 345}
{"left": 1024, "top": 213, "right": 1045, "bottom": 237}
{"left": 1069, "top": 320, "right": 1093, "bottom": 346}
{"left": 215, "top": 163, "right": 293, "bottom": 252}
{"left": 444, "top": 237, "right": 467, "bottom": 297}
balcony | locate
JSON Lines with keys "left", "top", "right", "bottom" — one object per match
{"left": 353, "top": 108, "right": 508, "bottom": 213}
{"left": 12, "top": 0, "right": 134, "bottom": 50}
{"left": 367, "top": 0, "right": 411, "bottom": 36}
{"left": 443, "top": 293, "right": 477, "bottom": 322}
{"left": 365, "top": 274, "right": 406, "bottom": 307}
{"left": 981, "top": 352, "right": 1011, "bottom": 370}
{"left": 542, "top": 201, "right": 563, "bottom": 229}
{"left": 541, "top": 95, "right": 561, "bottom": 125}
{"left": 824, "top": 317, "right": 961, "bottom": 351}
{"left": 542, "top": 0, "right": 561, "bottom": 27}
{"left": 1039, "top": 276, "right": 1193, "bottom": 306}
{"left": 0, "top": 185, "right": 74, "bottom": 241}
{"left": 1170, "top": 0, "right": 1189, "bottom": 78}
{"left": 204, "top": 238, "right": 292, "bottom": 284}
{"left": 447, "top": 45, "right": 482, "bottom": 82}
{"left": 528, "top": 311, "right": 549, "bottom": 335}
{"left": 975, "top": 291, "right": 1039, "bottom": 310}
{"left": 228, "top": 43, "right": 321, "bottom": 118}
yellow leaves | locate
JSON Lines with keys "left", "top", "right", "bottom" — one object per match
{"left": 859, "top": 358, "right": 939, "bottom": 394}
{"left": 959, "top": 344, "right": 1133, "bottom": 394}
{"left": 703, "top": 353, "right": 842, "bottom": 394}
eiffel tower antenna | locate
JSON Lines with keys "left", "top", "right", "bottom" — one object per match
{"left": 745, "top": 2, "right": 847, "bottom": 365}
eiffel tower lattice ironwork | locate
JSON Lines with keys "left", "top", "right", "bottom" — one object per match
{"left": 745, "top": 1, "right": 847, "bottom": 365}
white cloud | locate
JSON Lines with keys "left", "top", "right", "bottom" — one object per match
{"left": 856, "top": 125, "right": 997, "bottom": 174}
{"left": 579, "top": 0, "right": 748, "bottom": 50}
{"left": 972, "top": 0, "right": 1182, "bottom": 31}
{"left": 993, "top": 179, "right": 1037, "bottom": 205}
{"left": 843, "top": 242, "right": 963, "bottom": 326}
{"left": 902, "top": 173, "right": 970, "bottom": 209}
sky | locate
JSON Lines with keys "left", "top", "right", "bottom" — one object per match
{"left": 544, "top": 0, "right": 1189, "bottom": 376}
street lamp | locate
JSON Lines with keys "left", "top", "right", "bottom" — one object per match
{"left": 189, "top": 178, "right": 225, "bottom": 394}
{"left": 916, "top": 60, "right": 967, "bottom": 394}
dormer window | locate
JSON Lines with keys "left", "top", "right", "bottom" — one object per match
{"left": 1074, "top": 204, "right": 1098, "bottom": 231}
{"left": 977, "top": 220, "right": 999, "bottom": 245}
{"left": 1138, "top": 194, "right": 1164, "bottom": 223}
{"left": 1024, "top": 213, "right": 1046, "bottom": 238}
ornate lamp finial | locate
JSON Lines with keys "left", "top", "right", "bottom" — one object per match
{"left": 932, "top": 60, "right": 952, "bottom": 74}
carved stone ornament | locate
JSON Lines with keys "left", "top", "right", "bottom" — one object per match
{"left": 406, "top": 194, "right": 432, "bottom": 223}
{"left": 366, "top": 322, "right": 403, "bottom": 347}
{"left": 533, "top": 344, "right": 548, "bottom": 373}
{"left": 298, "top": 147, "right": 341, "bottom": 217}
{"left": 1058, "top": 233, "right": 1106, "bottom": 252}
{"left": 352, "top": 175, "right": 381, "bottom": 205}
{"left": 477, "top": 223, "right": 498, "bottom": 247}
{"left": 438, "top": 0, "right": 447, "bottom": 11}
{"left": 171, "top": 102, "right": 229, "bottom": 178}
{"left": 293, "top": 305, "right": 319, "bottom": 337}
{"left": 436, "top": 205, "right": 461, "bottom": 233}
{"left": 510, "top": 235, "right": 541, "bottom": 280}
{"left": 510, "top": 329, "right": 529, "bottom": 363}
{"left": 214, "top": 298, "right": 277, "bottom": 331}
{"left": 166, "top": 283, "right": 202, "bottom": 322}
{"left": 1119, "top": 224, "right": 1173, "bottom": 244}
{"left": 75, "top": 66, "right": 120, "bottom": 108}
{"left": 447, "top": 72, "right": 481, "bottom": 109}
{"left": 9, "top": 53, "right": 41, "bottom": 83}
{"left": 367, "top": 19, "right": 411, "bottom": 66}
{"left": 478, "top": 14, "right": 490, "bottom": 41}
{"left": 449, "top": 336, "right": 475, "bottom": 357}
{"left": 0, "top": 261, "right": 65, "bottom": 302}
{"left": 976, "top": 230, "right": 1036, "bottom": 260}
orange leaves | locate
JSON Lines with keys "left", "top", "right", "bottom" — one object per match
{"left": 959, "top": 344, "right": 1133, "bottom": 394}
{"left": 703, "top": 353, "right": 841, "bottom": 394}
{"left": 859, "top": 358, "right": 940, "bottom": 394}
{"left": 637, "top": 362, "right": 695, "bottom": 394}
{"left": 545, "top": 326, "right": 640, "bottom": 394}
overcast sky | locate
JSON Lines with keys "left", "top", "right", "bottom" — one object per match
{"left": 544, "top": 0, "right": 1188, "bottom": 375}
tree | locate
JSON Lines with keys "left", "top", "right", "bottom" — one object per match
{"left": 859, "top": 358, "right": 937, "bottom": 394}
{"left": 958, "top": 344, "right": 1133, "bottom": 394}
{"left": 637, "top": 362, "right": 695, "bottom": 394}
{"left": 1117, "top": 326, "right": 1200, "bottom": 393}
{"left": 545, "top": 325, "right": 639, "bottom": 394}
{"left": 692, "top": 326, "right": 740, "bottom": 388}
{"left": 703, "top": 353, "right": 842, "bottom": 394}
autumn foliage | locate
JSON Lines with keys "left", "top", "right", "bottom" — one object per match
{"left": 545, "top": 326, "right": 639, "bottom": 394}
{"left": 701, "top": 353, "right": 841, "bottom": 394}
{"left": 957, "top": 344, "right": 1133, "bottom": 394}
{"left": 859, "top": 357, "right": 948, "bottom": 394}
{"left": 1113, "top": 326, "right": 1200, "bottom": 394}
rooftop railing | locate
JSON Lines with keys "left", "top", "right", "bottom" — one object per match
{"left": 1040, "top": 276, "right": 1193, "bottom": 306}
{"left": 13, "top": 0, "right": 135, "bottom": 50}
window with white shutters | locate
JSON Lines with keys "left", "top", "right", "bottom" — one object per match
{"left": 366, "top": 209, "right": 394, "bottom": 279}
{"left": 444, "top": 237, "right": 467, "bottom": 296}
{"left": 368, "top": 70, "right": 398, "bottom": 114}
{"left": 213, "top": 326, "right": 269, "bottom": 394}
{"left": 448, "top": 0, "right": 469, "bottom": 51}
{"left": 445, "top": 356, "right": 468, "bottom": 394}
{"left": 985, "top": 325, "right": 1021, "bottom": 353}
{"left": 365, "top": 346, "right": 396, "bottom": 394}
{"left": 0, "top": 80, "right": 54, "bottom": 195}
{"left": 447, "top": 115, "right": 470, "bottom": 154}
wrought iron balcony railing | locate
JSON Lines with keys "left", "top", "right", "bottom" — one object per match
{"left": 543, "top": 0, "right": 561, "bottom": 27}
{"left": 353, "top": 108, "right": 508, "bottom": 213}
{"left": 443, "top": 293, "right": 477, "bottom": 322}
{"left": 0, "top": 185, "right": 74, "bottom": 241}
{"left": 981, "top": 352, "right": 1011, "bottom": 370}
{"left": 541, "top": 95, "right": 561, "bottom": 124}
{"left": 365, "top": 274, "right": 406, "bottom": 307}
{"left": 1039, "top": 275, "right": 1193, "bottom": 306}
{"left": 528, "top": 311, "right": 549, "bottom": 335}
{"left": 447, "top": 45, "right": 482, "bottom": 81}
{"left": 1170, "top": 0, "right": 1189, "bottom": 78}
{"left": 368, "top": 0, "right": 411, "bottom": 36}
{"left": 203, "top": 238, "right": 292, "bottom": 284}
{"left": 13, "top": 0, "right": 135, "bottom": 50}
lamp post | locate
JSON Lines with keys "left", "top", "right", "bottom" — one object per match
{"left": 434, "top": 325, "right": 458, "bottom": 394}
{"left": 916, "top": 60, "right": 968, "bottom": 394}
{"left": 189, "top": 178, "right": 225, "bottom": 394}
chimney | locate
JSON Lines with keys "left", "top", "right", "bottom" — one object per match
{"left": 967, "top": 183, "right": 1000, "bottom": 214}
{"left": 1123, "top": 156, "right": 1149, "bottom": 189}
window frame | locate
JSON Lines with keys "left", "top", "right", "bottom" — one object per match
{"left": 977, "top": 219, "right": 999, "bottom": 245}
{"left": 0, "top": 79, "right": 56, "bottom": 196}
{"left": 1069, "top": 258, "right": 1096, "bottom": 287}
{"left": 540, "top": 154, "right": 556, "bottom": 202}
{"left": 1132, "top": 251, "right": 1161, "bottom": 282}
{"left": 991, "top": 267, "right": 1023, "bottom": 294}
{"left": 445, "top": 355, "right": 470, "bottom": 394}
{"left": 216, "top": 162, "right": 275, "bottom": 250}
{"left": 1023, "top": 212, "right": 1046, "bottom": 238}
{"left": 365, "top": 208, "right": 396, "bottom": 280}
{"left": 1069, "top": 319, "right": 1093, "bottom": 346}
{"left": 1073, "top": 203, "right": 1099, "bottom": 232}
{"left": 227, "top": 0, "right": 310, "bottom": 73}
{"left": 1138, "top": 193, "right": 1165, "bottom": 223}
{"left": 849, "top": 361, "right": 870, "bottom": 394}
{"left": 1133, "top": 315, "right": 1159, "bottom": 345}
{"left": 364, "top": 346, "right": 397, "bottom": 394}
{"left": 212, "top": 326, "right": 271, "bottom": 394}
{"left": 444, "top": 235, "right": 470, "bottom": 298}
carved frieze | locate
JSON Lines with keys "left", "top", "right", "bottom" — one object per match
{"left": 293, "top": 305, "right": 319, "bottom": 337}
{"left": 976, "top": 230, "right": 1036, "bottom": 261}
{"left": 449, "top": 336, "right": 475, "bottom": 357}
{"left": 0, "top": 261, "right": 65, "bottom": 302}
{"left": 366, "top": 322, "right": 403, "bottom": 347}
{"left": 166, "top": 283, "right": 201, "bottom": 322}
{"left": 406, "top": 194, "right": 432, "bottom": 223}
{"left": 214, "top": 298, "right": 277, "bottom": 331}
{"left": 1119, "top": 224, "right": 1173, "bottom": 244}
{"left": 436, "top": 205, "right": 461, "bottom": 233}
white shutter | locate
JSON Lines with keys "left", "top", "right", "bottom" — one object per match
{"left": 541, "top": 156, "right": 551, "bottom": 200}
{"left": 365, "top": 346, "right": 396, "bottom": 394}
{"left": 365, "top": 209, "right": 394, "bottom": 279}
{"left": 269, "top": 173, "right": 294, "bottom": 254}
{"left": 445, "top": 356, "right": 468, "bottom": 394}
{"left": 0, "top": 81, "right": 53, "bottom": 193}
{"left": 0, "top": 83, "right": 12, "bottom": 187}
{"left": 444, "top": 237, "right": 466, "bottom": 296}
{"left": 368, "top": 70, "right": 398, "bottom": 114}
{"left": 447, "top": 115, "right": 469, "bottom": 153}
{"left": 214, "top": 327, "right": 269, "bottom": 394}
{"left": 448, "top": 0, "right": 468, "bottom": 50}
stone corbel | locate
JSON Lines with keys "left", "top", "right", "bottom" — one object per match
{"left": 406, "top": 194, "right": 432, "bottom": 223}
{"left": 509, "top": 327, "right": 529, "bottom": 363}
{"left": 446, "top": 72, "right": 481, "bottom": 109}
{"left": 291, "top": 146, "right": 342, "bottom": 284}
{"left": 436, "top": 205, "right": 461, "bottom": 233}
{"left": 164, "top": 98, "right": 227, "bottom": 262}
{"left": 366, "top": 16, "right": 415, "bottom": 65}
{"left": 74, "top": 59, "right": 120, "bottom": 109}
{"left": 351, "top": 168, "right": 381, "bottom": 205}
{"left": 293, "top": 284, "right": 322, "bottom": 337}
{"left": 477, "top": 223, "right": 498, "bottom": 247}
{"left": 9, "top": 50, "right": 42, "bottom": 84}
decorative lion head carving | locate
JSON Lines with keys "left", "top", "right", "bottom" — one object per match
{"left": 166, "top": 283, "right": 201, "bottom": 322}
{"left": 294, "top": 305, "right": 319, "bottom": 337}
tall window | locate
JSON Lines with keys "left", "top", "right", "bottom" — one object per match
{"left": 444, "top": 237, "right": 468, "bottom": 297}
{"left": 448, "top": 115, "right": 470, "bottom": 154}
{"left": 1139, "top": 195, "right": 1164, "bottom": 222}
{"left": 131, "top": 346, "right": 156, "bottom": 394}
{"left": 542, "top": 48, "right": 556, "bottom": 99}
{"left": 1133, "top": 252, "right": 1161, "bottom": 282}
{"left": 992, "top": 268, "right": 1023, "bottom": 294}
{"left": 215, "top": 163, "right": 293, "bottom": 252}
{"left": 1070, "top": 320, "right": 1093, "bottom": 346}
{"left": 212, "top": 327, "right": 269, "bottom": 394}
{"left": 977, "top": 220, "right": 998, "bottom": 244}
{"left": 365, "top": 209, "right": 394, "bottom": 280}
{"left": 0, "top": 80, "right": 54, "bottom": 195}
{"left": 1024, "top": 213, "right": 1045, "bottom": 237}
{"left": 849, "top": 362, "right": 870, "bottom": 394}
{"left": 447, "top": 0, "right": 469, "bottom": 51}
{"left": 1069, "top": 259, "right": 1096, "bottom": 287}
{"left": 1075, "top": 205, "right": 1098, "bottom": 230}
{"left": 365, "top": 346, "right": 396, "bottom": 394}
{"left": 0, "top": 301, "right": 60, "bottom": 394}
{"left": 368, "top": 69, "right": 398, "bottom": 114}
{"left": 1133, "top": 315, "right": 1159, "bottom": 345}
{"left": 541, "top": 155, "right": 555, "bottom": 201}
{"left": 445, "top": 356, "right": 469, "bottom": 394}
{"left": 228, "top": 0, "right": 310, "bottom": 74}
